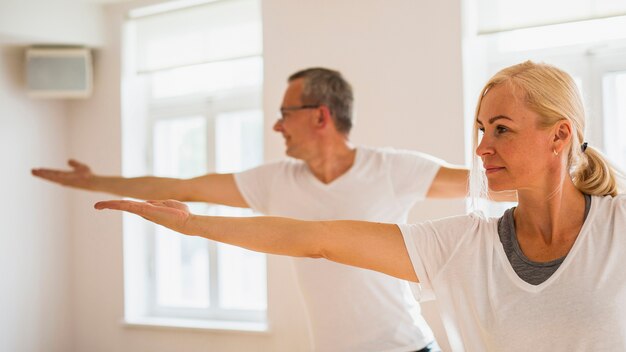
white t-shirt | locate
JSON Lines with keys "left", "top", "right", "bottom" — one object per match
{"left": 400, "top": 194, "right": 626, "bottom": 351}
{"left": 235, "top": 146, "right": 442, "bottom": 352}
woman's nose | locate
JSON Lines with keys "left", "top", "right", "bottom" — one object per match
{"left": 475, "top": 133, "right": 493, "bottom": 157}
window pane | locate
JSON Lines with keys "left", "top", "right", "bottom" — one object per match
{"left": 151, "top": 56, "right": 263, "bottom": 99}
{"left": 153, "top": 116, "right": 207, "bottom": 177}
{"left": 133, "top": 0, "right": 262, "bottom": 72}
{"left": 478, "top": 0, "right": 590, "bottom": 32}
{"left": 215, "top": 109, "right": 263, "bottom": 173}
{"left": 603, "top": 71, "right": 626, "bottom": 170}
{"left": 200, "top": 204, "right": 266, "bottom": 311}
{"left": 211, "top": 205, "right": 266, "bottom": 310}
{"left": 218, "top": 242, "right": 267, "bottom": 310}
{"left": 153, "top": 116, "right": 209, "bottom": 308}
{"left": 477, "top": 0, "right": 626, "bottom": 32}
{"left": 155, "top": 227, "right": 210, "bottom": 308}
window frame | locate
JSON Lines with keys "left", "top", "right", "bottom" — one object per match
{"left": 143, "top": 87, "right": 266, "bottom": 324}
{"left": 121, "top": 0, "right": 267, "bottom": 331}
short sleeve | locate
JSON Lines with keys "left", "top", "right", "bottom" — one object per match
{"left": 385, "top": 149, "right": 443, "bottom": 201}
{"left": 234, "top": 161, "right": 283, "bottom": 214}
{"left": 399, "top": 215, "right": 480, "bottom": 292}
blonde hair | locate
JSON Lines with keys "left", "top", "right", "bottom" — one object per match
{"left": 470, "top": 61, "right": 622, "bottom": 204}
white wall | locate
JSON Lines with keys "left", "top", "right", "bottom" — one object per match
{"left": 0, "top": 45, "right": 72, "bottom": 352}
{"left": 3, "top": 0, "right": 467, "bottom": 351}
{"left": 0, "top": 0, "right": 103, "bottom": 46}
{"left": 263, "top": 0, "right": 467, "bottom": 221}
{"left": 0, "top": 2, "right": 106, "bottom": 350}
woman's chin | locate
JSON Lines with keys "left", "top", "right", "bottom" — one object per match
{"left": 488, "top": 183, "right": 513, "bottom": 193}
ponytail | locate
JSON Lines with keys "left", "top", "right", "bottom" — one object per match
{"left": 572, "top": 146, "right": 623, "bottom": 197}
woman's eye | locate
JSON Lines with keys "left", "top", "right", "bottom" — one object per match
{"left": 496, "top": 125, "right": 508, "bottom": 134}
{"left": 478, "top": 127, "right": 485, "bottom": 134}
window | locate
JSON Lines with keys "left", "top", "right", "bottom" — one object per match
{"left": 601, "top": 68, "right": 626, "bottom": 169}
{"left": 475, "top": 0, "right": 626, "bottom": 33}
{"left": 464, "top": 2, "right": 626, "bottom": 215}
{"left": 121, "top": 0, "right": 266, "bottom": 331}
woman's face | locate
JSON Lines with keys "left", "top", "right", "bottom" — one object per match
{"left": 475, "top": 83, "right": 557, "bottom": 192}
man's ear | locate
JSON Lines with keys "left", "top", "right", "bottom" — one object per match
{"left": 317, "top": 105, "right": 331, "bottom": 128}
{"left": 552, "top": 119, "right": 572, "bottom": 155}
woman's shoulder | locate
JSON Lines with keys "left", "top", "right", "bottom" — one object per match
{"left": 590, "top": 194, "right": 626, "bottom": 220}
{"left": 592, "top": 194, "right": 626, "bottom": 208}
{"left": 403, "top": 212, "right": 497, "bottom": 237}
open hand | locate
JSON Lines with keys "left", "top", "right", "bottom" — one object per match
{"left": 32, "top": 159, "right": 94, "bottom": 189}
{"left": 95, "top": 199, "right": 192, "bottom": 233}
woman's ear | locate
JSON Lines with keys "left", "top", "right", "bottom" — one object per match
{"left": 552, "top": 119, "right": 573, "bottom": 155}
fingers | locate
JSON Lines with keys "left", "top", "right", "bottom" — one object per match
{"left": 31, "top": 168, "right": 65, "bottom": 180}
{"left": 94, "top": 200, "right": 153, "bottom": 218}
{"left": 96, "top": 199, "right": 179, "bottom": 212}
{"left": 32, "top": 159, "right": 93, "bottom": 187}
{"left": 31, "top": 168, "right": 47, "bottom": 176}
{"left": 68, "top": 159, "right": 89, "bottom": 172}
{"left": 95, "top": 199, "right": 191, "bottom": 233}
{"left": 95, "top": 199, "right": 185, "bottom": 223}
{"left": 32, "top": 160, "right": 82, "bottom": 178}
{"left": 32, "top": 169, "right": 80, "bottom": 187}
{"left": 95, "top": 200, "right": 135, "bottom": 210}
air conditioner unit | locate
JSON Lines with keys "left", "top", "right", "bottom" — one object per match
{"left": 25, "top": 47, "right": 93, "bottom": 99}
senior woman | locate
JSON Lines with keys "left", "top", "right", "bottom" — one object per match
{"left": 96, "top": 61, "right": 625, "bottom": 351}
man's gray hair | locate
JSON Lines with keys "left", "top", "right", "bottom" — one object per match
{"left": 288, "top": 68, "right": 354, "bottom": 134}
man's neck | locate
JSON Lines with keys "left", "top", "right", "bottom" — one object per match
{"left": 304, "top": 140, "right": 356, "bottom": 184}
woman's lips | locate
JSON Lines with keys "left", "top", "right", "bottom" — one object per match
{"left": 484, "top": 166, "right": 505, "bottom": 174}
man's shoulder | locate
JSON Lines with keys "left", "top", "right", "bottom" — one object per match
{"left": 356, "top": 145, "right": 411, "bottom": 161}
{"left": 357, "top": 145, "right": 444, "bottom": 165}
{"left": 357, "top": 145, "right": 402, "bottom": 155}
{"left": 260, "top": 157, "right": 308, "bottom": 175}
{"left": 236, "top": 158, "right": 303, "bottom": 177}
{"left": 358, "top": 145, "right": 435, "bottom": 157}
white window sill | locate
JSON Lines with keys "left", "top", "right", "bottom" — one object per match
{"left": 122, "top": 317, "right": 270, "bottom": 335}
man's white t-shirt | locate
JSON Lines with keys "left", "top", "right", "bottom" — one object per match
{"left": 235, "top": 146, "right": 442, "bottom": 352}
{"left": 400, "top": 194, "right": 626, "bottom": 351}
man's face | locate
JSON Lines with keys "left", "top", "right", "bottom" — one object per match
{"left": 273, "top": 78, "right": 319, "bottom": 159}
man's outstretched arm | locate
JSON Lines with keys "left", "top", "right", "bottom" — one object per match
{"left": 32, "top": 159, "right": 249, "bottom": 207}
{"left": 426, "top": 165, "right": 517, "bottom": 202}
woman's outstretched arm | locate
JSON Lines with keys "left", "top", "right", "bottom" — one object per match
{"left": 95, "top": 199, "right": 418, "bottom": 282}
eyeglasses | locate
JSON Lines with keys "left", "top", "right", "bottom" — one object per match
{"left": 276, "top": 104, "right": 320, "bottom": 121}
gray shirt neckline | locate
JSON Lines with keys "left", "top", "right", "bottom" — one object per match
{"left": 497, "top": 194, "right": 592, "bottom": 285}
